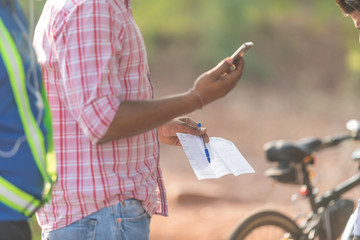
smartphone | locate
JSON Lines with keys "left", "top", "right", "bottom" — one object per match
{"left": 231, "top": 42, "right": 254, "bottom": 64}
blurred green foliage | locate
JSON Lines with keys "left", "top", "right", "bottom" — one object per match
{"left": 131, "top": 0, "right": 360, "bottom": 92}
{"left": 18, "top": 0, "right": 360, "bottom": 93}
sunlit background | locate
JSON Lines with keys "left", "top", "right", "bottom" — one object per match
{"left": 18, "top": 0, "right": 360, "bottom": 239}
{"left": 20, "top": 0, "right": 360, "bottom": 92}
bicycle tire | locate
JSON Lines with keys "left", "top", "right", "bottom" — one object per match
{"left": 228, "top": 210, "right": 303, "bottom": 240}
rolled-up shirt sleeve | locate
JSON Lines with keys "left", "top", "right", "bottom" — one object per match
{"left": 51, "top": 1, "right": 124, "bottom": 143}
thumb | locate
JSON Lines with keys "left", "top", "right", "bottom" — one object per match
{"left": 192, "top": 127, "right": 207, "bottom": 136}
{"left": 210, "top": 57, "right": 234, "bottom": 77}
{"left": 182, "top": 125, "right": 206, "bottom": 136}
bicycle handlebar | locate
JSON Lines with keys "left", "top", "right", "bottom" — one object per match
{"left": 315, "top": 134, "right": 353, "bottom": 151}
{"left": 264, "top": 133, "right": 355, "bottom": 165}
{"left": 264, "top": 120, "right": 360, "bottom": 165}
{"left": 296, "top": 119, "right": 360, "bottom": 153}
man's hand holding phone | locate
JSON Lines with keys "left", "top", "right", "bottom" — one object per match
{"left": 190, "top": 41, "right": 254, "bottom": 108}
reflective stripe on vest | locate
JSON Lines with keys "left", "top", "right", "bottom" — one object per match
{"left": 0, "top": 17, "right": 56, "bottom": 217}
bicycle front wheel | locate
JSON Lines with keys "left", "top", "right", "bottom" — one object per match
{"left": 229, "top": 210, "right": 303, "bottom": 240}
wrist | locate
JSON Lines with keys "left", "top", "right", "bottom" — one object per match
{"left": 189, "top": 88, "right": 204, "bottom": 109}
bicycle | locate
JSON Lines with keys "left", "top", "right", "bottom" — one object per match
{"left": 228, "top": 119, "right": 360, "bottom": 240}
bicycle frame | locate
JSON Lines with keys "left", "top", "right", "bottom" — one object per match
{"left": 292, "top": 142, "right": 360, "bottom": 239}
{"left": 314, "top": 172, "right": 360, "bottom": 211}
{"left": 229, "top": 120, "right": 360, "bottom": 240}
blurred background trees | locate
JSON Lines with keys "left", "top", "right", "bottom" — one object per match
{"left": 20, "top": 0, "right": 360, "bottom": 97}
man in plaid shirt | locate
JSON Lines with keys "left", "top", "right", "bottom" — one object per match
{"left": 33, "top": 0, "right": 245, "bottom": 239}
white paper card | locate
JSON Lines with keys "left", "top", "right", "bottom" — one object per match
{"left": 176, "top": 133, "right": 255, "bottom": 180}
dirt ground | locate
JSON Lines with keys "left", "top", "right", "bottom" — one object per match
{"left": 148, "top": 84, "right": 360, "bottom": 240}
{"left": 29, "top": 80, "right": 360, "bottom": 240}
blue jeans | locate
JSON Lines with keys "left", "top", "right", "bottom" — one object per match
{"left": 42, "top": 199, "right": 151, "bottom": 240}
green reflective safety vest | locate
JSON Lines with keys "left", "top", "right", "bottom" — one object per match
{"left": 0, "top": 16, "right": 57, "bottom": 217}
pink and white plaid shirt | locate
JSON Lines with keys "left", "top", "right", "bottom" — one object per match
{"left": 33, "top": 0, "right": 168, "bottom": 232}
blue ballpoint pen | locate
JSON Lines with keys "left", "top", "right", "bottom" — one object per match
{"left": 197, "top": 123, "right": 211, "bottom": 164}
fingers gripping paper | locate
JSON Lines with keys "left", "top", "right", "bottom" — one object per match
{"left": 176, "top": 133, "right": 255, "bottom": 180}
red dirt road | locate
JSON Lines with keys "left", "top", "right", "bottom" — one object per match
{"left": 149, "top": 86, "right": 360, "bottom": 240}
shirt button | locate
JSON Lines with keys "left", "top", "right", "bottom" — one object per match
{"left": 117, "top": 218, "right": 122, "bottom": 223}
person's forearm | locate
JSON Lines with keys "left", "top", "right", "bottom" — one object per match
{"left": 98, "top": 56, "right": 244, "bottom": 144}
{"left": 98, "top": 89, "right": 201, "bottom": 144}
